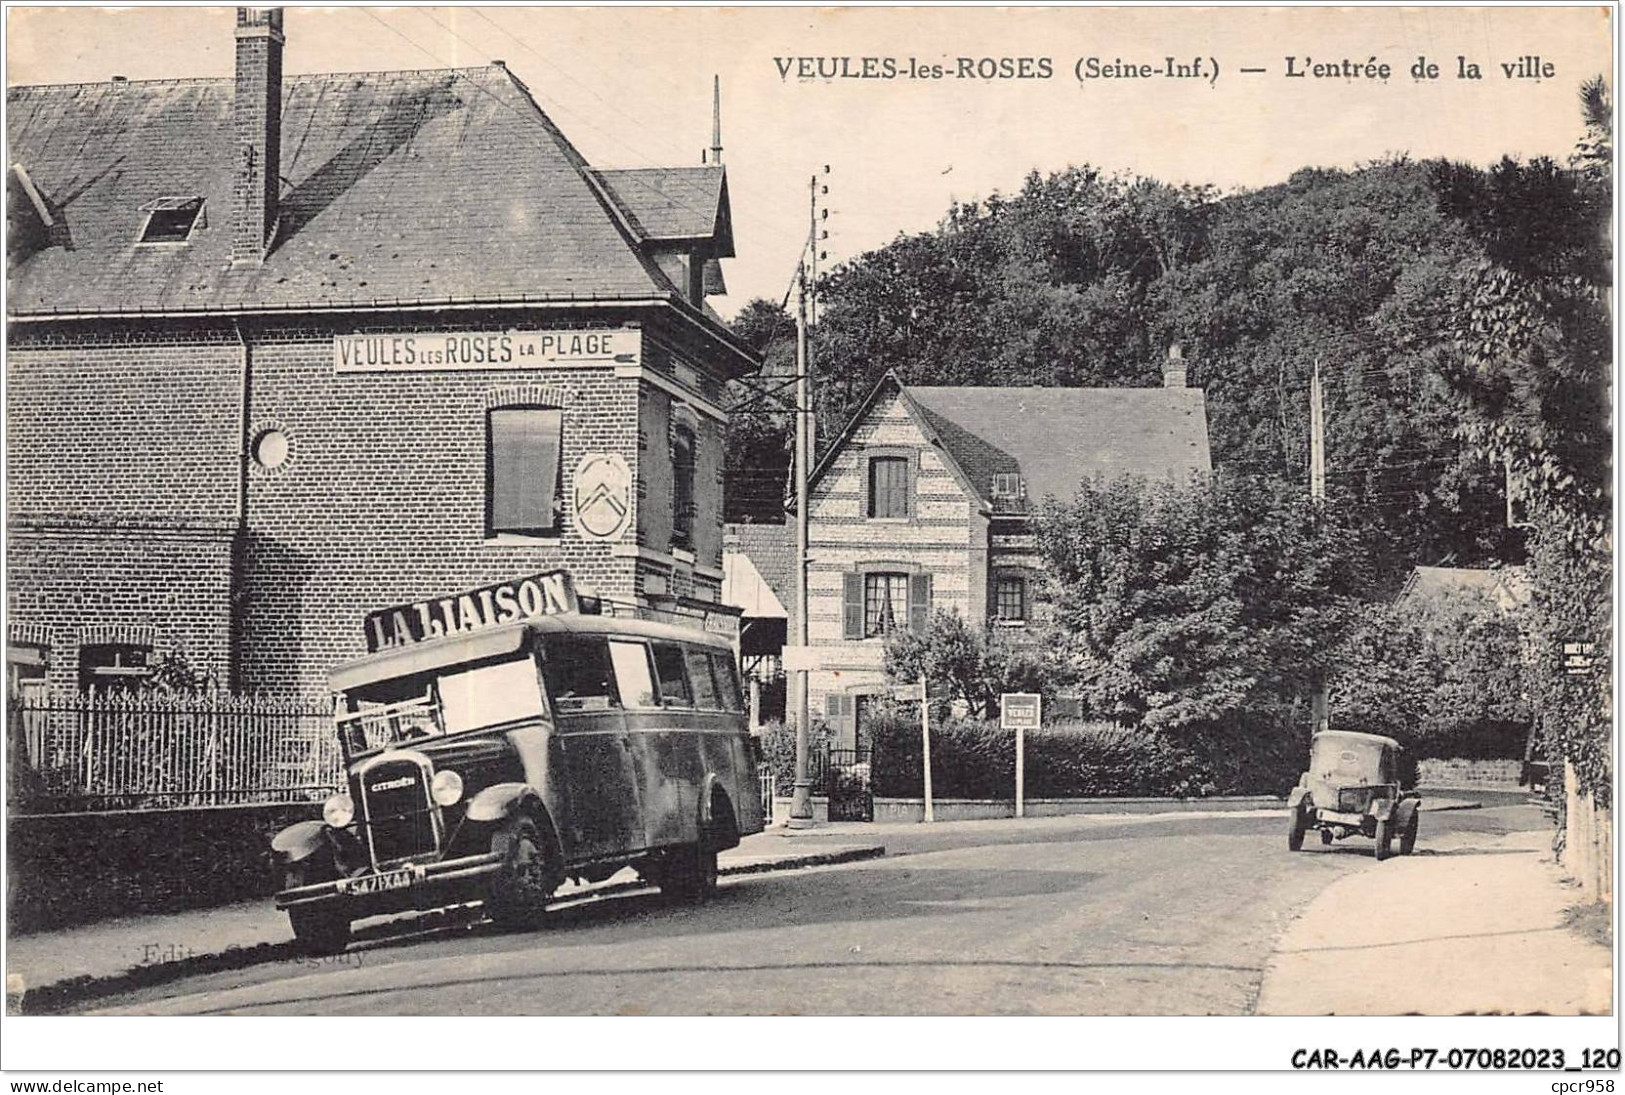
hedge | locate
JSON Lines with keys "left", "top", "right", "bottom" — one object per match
{"left": 866, "top": 711, "right": 1221, "bottom": 799}
{"left": 758, "top": 708, "right": 1313, "bottom": 800}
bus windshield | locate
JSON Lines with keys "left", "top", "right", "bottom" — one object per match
{"left": 336, "top": 653, "right": 547, "bottom": 758}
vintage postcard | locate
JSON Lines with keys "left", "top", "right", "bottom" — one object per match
{"left": 2, "top": 2, "right": 1616, "bottom": 1081}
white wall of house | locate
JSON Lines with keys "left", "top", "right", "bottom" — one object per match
{"left": 805, "top": 388, "right": 985, "bottom": 745}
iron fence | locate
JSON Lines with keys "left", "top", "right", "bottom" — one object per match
{"left": 10, "top": 689, "right": 340, "bottom": 811}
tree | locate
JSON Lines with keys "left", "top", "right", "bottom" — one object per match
{"left": 883, "top": 609, "right": 1054, "bottom": 720}
{"left": 1330, "top": 585, "right": 1532, "bottom": 758}
{"left": 1433, "top": 78, "right": 1612, "bottom": 807}
{"left": 1035, "top": 472, "right": 1361, "bottom": 732}
{"left": 724, "top": 298, "right": 796, "bottom": 523}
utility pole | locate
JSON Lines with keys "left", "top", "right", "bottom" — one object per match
{"left": 787, "top": 173, "right": 818, "bottom": 829}
{"left": 1309, "top": 360, "right": 1328, "bottom": 733}
{"left": 1310, "top": 361, "right": 1326, "bottom": 506}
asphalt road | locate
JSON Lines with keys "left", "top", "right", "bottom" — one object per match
{"left": 91, "top": 791, "right": 1544, "bottom": 1016}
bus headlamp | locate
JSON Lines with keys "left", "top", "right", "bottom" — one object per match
{"left": 431, "top": 769, "right": 464, "bottom": 806}
{"left": 323, "top": 792, "right": 354, "bottom": 828}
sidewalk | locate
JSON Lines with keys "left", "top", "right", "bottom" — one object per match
{"left": 4, "top": 827, "right": 884, "bottom": 1005}
{"left": 1255, "top": 827, "right": 1613, "bottom": 1015}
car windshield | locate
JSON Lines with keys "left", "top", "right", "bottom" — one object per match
{"left": 1311, "top": 736, "right": 1394, "bottom": 784}
{"left": 336, "top": 653, "right": 547, "bottom": 758}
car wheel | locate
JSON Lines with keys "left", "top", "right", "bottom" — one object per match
{"left": 487, "top": 816, "right": 558, "bottom": 930}
{"left": 1400, "top": 812, "right": 1419, "bottom": 855}
{"left": 1288, "top": 804, "right": 1308, "bottom": 851}
{"left": 659, "top": 830, "right": 720, "bottom": 903}
{"left": 284, "top": 863, "right": 350, "bottom": 954}
{"left": 1374, "top": 818, "right": 1393, "bottom": 861}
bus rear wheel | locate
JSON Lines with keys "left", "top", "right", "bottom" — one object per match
{"left": 659, "top": 833, "right": 719, "bottom": 903}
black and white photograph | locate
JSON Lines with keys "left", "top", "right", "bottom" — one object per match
{"left": 1, "top": 1, "right": 1617, "bottom": 1081}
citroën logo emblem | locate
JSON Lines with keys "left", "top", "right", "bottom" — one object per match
{"left": 573, "top": 453, "right": 631, "bottom": 541}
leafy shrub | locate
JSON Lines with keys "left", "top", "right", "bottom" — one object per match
{"left": 758, "top": 718, "right": 831, "bottom": 791}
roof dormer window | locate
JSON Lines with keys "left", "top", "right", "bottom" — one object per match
{"left": 990, "top": 473, "right": 1025, "bottom": 500}
{"left": 137, "top": 196, "right": 205, "bottom": 244}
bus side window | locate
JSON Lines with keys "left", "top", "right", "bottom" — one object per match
{"left": 608, "top": 640, "right": 660, "bottom": 709}
{"left": 684, "top": 647, "right": 720, "bottom": 709}
{"left": 709, "top": 652, "right": 743, "bottom": 713}
{"left": 541, "top": 638, "right": 620, "bottom": 713}
{"left": 650, "top": 642, "right": 693, "bottom": 707}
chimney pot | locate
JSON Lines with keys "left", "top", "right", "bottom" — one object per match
{"left": 1163, "top": 343, "right": 1189, "bottom": 388}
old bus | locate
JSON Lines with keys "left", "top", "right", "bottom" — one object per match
{"left": 271, "top": 602, "right": 764, "bottom": 952}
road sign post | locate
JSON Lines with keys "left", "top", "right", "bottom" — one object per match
{"left": 919, "top": 677, "right": 933, "bottom": 823}
{"left": 1000, "top": 693, "right": 1042, "bottom": 819}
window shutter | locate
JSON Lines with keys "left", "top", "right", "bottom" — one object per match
{"left": 905, "top": 452, "right": 917, "bottom": 518}
{"left": 842, "top": 572, "right": 865, "bottom": 639}
{"left": 490, "top": 408, "right": 561, "bottom": 533}
{"left": 909, "top": 572, "right": 932, "bottom": 633}
{"left": 825, "top": 694, "right": 855, "bottom": 740}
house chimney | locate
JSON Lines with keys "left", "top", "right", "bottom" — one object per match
{"left": 233, "top": 7, "right": 284, "bottom": 264}
{"left": 1163, "top": 343, "right": 1188, "bottom": 388}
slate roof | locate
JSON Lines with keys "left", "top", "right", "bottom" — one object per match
{"left": 809, "top": 375, "right": 1211, "bottom": 507}
{"left": 6, "top": 64, "right": 743, "bottom": 347}
{"left": 1399, "top": 566, "right": 1531, "bottom": 614}
{"left": 593, "top": 166, "right": 732, "bottom": 253}
{"left": 905, "top": 386, "right": 1212, "bottom": 505}
{"left": 724, "top": 522, "right": 795, "bottom": 610}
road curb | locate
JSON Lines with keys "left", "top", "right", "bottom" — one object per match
{"left": 9, "top": 845, "right": 887, "bottom": 1016}
{"left": 1418, "top": 800, "right": 1483, "bottom": 813}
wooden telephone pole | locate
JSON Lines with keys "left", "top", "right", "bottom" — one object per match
{"left": 1309, "top": 361, "right": 1328, "bottom": 733}
{"left": 788, "top": 172, "right": 822, "bottom": 828}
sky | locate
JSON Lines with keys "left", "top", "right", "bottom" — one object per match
{"left": 6, "top": 4, "right": 1615, "bottom": 319}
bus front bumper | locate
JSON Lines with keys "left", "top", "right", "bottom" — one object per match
{"left": 275, "top": 851, "right": 505, "bottom": 915}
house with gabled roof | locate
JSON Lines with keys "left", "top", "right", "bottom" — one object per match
{"left": 804, "top": 356, "right": 1212, "bottom": 747}
{"left": 6, "top": 8, "right": 755, "bottom": 696}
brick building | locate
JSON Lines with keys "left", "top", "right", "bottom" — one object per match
{"left": 801, "top": 361, "right": 1212, "bottom": 746}
{"left": 6, "top": 9, "right": 755, "bottom": 697}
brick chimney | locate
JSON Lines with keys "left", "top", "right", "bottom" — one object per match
{"left": 232, "top": 8, "right": 284, "bottom": 264}
{"left": 1163, "top": 343, "right": 1188, "bottom": 388}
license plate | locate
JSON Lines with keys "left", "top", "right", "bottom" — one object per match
{"left": 342, "top": 868, "right": 415, "bottom": 895}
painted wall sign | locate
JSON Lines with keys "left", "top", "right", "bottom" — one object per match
{"left": 334, "top": 329, "right": 641, "bottom": 373}
{"left": 364, "top": 570, "right": 579, "bottom": 652}
{"left": 572, "top": 453, "right": 633, "bottom": 541}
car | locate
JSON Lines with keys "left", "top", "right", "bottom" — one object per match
{"left": 270, "top": 583, "right": 764, "bottom": 953}
{"left": 1287, "top": 729, "right": 1420, "bottom": 860}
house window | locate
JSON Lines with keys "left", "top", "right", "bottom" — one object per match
{"left": 844, "top": 570, "right": 933, "bottom": 639}
{"left": 7, "top": 641, "right": 49, "bottom": 703}
{"left": 995, "top": 574, "right": 1027, "bottom": 622}
{"left": 990, "top": 473, "right": 1024, "bottom": 500}
{"left": 488, "top": 407, "right": 563, "bottom": 536}
{"left": 868, "top": 456, "right": 909, "bottom": 518}
{"left": 672, "top": 424, "right": 696, "bottom": 548}
{"left": 863, "top": 573, "right": 908, "bottom": 637}
{"left": 78, "top": 643, "right": 151, "bottom": 693}
{"left": 137, "top": 196, "right": 204, "bottom": 244}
